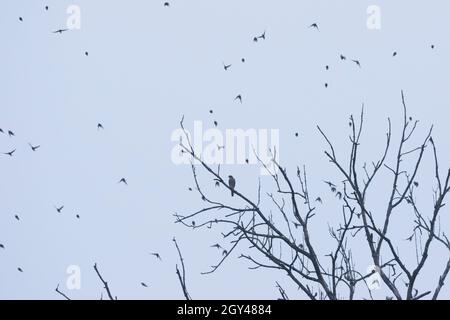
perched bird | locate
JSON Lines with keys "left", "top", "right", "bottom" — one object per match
{"left": 17, "top": 267, "right": 23, "bottom": 273}
{"left": 55, "top": 205, "right": 64, "bottom": 213}
{"left": 253, "top": 36, "right": 258, "bottom": 42}
{"left": 97, "top": 123, "right": 104, "bottom": 130}
{"left": 309, "top": 23, "right": 319, "bottom": 31}
{"left": 4, "top": 149, "right": 16, "bottom": 157}
{"left": 8, "top": 130, "right": 15, "bottom": 137}
{"left": 222, "top": 249, "right": 228, "bottom": 256}
{"left": 215, "top": 181, "right": 220, "bottom": 187}
{"left": 14, "top": 214, "right": 20, "bottom": 221}
{"left": 118, "top": 178, "right": 128, "bottom": 185}
{"left": 223, "top": 63, "right": 231, "bottom": 71}
{"left": 191, "top": 221, "right": 196, "bottom": 227}
{"left": 228, "top": 175, "right": 236, "bottom": 197}
{"left": 150, "top": 253, "right": 162, "bottom": 261}
{"left": 413, "top": 181, "right": 419, "bottom": 187}
{"left": 431, "top": 44, "right": 435, "bottom": 49}
{"left": 28, "top": 143, "right": 40, "bottom": 152}
{"left": 245, "top": 159, "right": 249, "bottom": 164}
{"left": 234, "top": 95, "right": 242, "bottom": 103}
{"left": 141, "top": 282, "right": 148, "bottom": 287}
{"left": 53, "top": 29, "right": 68, "bottom": 34}
{"left": 351, "top": 59, "right": 361, "bottom": 68}
{"left": 188, "top": 187, "right": 193, "bottom": 191}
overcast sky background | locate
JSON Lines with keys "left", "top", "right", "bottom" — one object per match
{"left": 1, "top": 0, "right": 450, "bottom": 299}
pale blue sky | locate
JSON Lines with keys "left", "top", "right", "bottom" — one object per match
{"left": 1, "top": 0, "right": 450, "bottom": 299}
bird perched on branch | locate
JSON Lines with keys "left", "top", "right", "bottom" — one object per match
{"left": 228, "top": 175, "right": 236, "bottom": 197}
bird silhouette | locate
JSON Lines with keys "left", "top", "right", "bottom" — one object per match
{"left": 141, "top": 282, "right": 148, "bottom": 287}
{"left": 211, "top": 243, "right": 222, "bottom": 249}
{"left": 309, "top": 23, "right": 319, "bottom": 31}
{"left": 45, "top": 6, "right": 49, "bottom": 10}
{"left": 325, "top": 65, "right": 329, "bottom": 70}
{"left": 431, "top": 44, "right": 435, "bottom": 49}
{"left": 258, "top": 31, "right": 266, "bottom": 40}
{"left": 324, "top": 83, "right": 328, "bottom": 88}
{"left": 351, "top": 59, "right": 361, "bottom": 68}
{"left": 4, "top": 149, "right": 16, "bottom": 157}
{"left": 295, "top": 132, "right": 299, "bottom": 137}
{"left": 85, "top": 51, "right": 89, "bottom": 56}
{"left": 19, "top": 17, "right": 23, "bottom": 22}
{"left": 228, "top": 175, "right": 236, "bottom": 197}
{"left": 150, "top": 252, "right": 162, "bottom": 260}
{"left": 55, "top": 206, "right": 64, "bottom": 213}
{"left": 17, "top": 267, "right": 23, "bottom": 272}
{"left": 76, "top": 214, "right": 80, "bottom": 219}
{"left": 414, "top": 181, "right": 419, "bottom": 187}
{"left": 97, "top": 123, "right": 104, "bottom": 130}
{"left": 53, "top": 29, "right": 68, "bottom": 34}
{"left": 234, "top": 95, "right": 242, "bottom": 103}
{"left": 164, "top": 2, "right": 170, "bottom": 6}
{"left": 28, "top": 143, "right": 40, "bottom": 152}
{"left": 118, "top": 178, "right": 128, "bottom": 185}
{"left": 315, "top": 197, "right": 323, "bottom": 204}
{"left": 393, "top": 52, "right": 397, "bottom": 57}
{"left": 340, "top": 54, "right": 346, "bottom": 60}
{"left": 14, "top": 214, "right": 20, "bottom": 221}
{"left": 241, "top": 58, "right": 245, "bottom": 63}
{"left": 209, "top": 109, "right": 213, "bottom": 114}
{"left": 0, "top": 244, "right": 4, "bottom": 249}
{"left": 8, "top": 130, "right": 15, "bottom": 137}
{"left": 0, "top": 128, "right": 3, "bottom": 133}
{"left": 223, "top": 63, "right": 231, "bottom": 71}
{"left": 214, "top": 120, "right": 218, "bottom": 127}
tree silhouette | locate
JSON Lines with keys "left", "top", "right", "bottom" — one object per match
{"left": 176, "top": 91, "right": 450, "bottom": 300}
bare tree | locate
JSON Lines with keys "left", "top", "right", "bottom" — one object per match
{"left": 175, "top": 91, "right": 450, "bottom": 300}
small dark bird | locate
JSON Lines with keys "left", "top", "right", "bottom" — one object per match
{"left": 245, "top": 159, "right": 249, "bottom": 164}
{"left": 8, "top": 130, "right": 15, "bottom": 137}
{"left": 222, "top": 250, "right": 228, "bottom": 256}
{"left": 253, "top": 37, "right": 258, "bottom": 42}
{"left": 97, "top": 123, "right": 104, "bottom": 130}
{"left": 325, "top": 65, "right": 329, "bottom": 70}
{"left": 431, "top": 44, "right": 435, "bottom": 49}
{"left": 214, "top": 120, "right": 218, "bottom": 127}
{"left": 45, "top": 6, "right": 49, "bottom": 11}
{"left": 211, "top": 243, "right": 221, "bottom": 249}
{"left": 241, "top": 58, "right": 245, "bottom": 63}
{"left": 188, "top": 187, "right": 193, "bottom": 191}
{"left": 0, "top": 128, "right": 3, "bottom": 133}
{"left": 215, "top": 181, "right": 220, "bottom": 187}
{"left": 228, "top": 175, "right": 236, "bottom": 197}
{"left": 118, "top": 178, "right": 128, "bottom": 185}
{"left": 393, "top": 52, "right": 397, "bottom": 57}
{"left": 141, "top": 282, "right": 148, "bottom": 287}
{"left": 55, "top": 206, "right": 64, "bottom": 213}
{"left": 164, "top": 2, "right": 170, "bottom": 6}
{"left": 53, "top": 29, "right": 68, "bottom": 34}
{"left": 295, "top": 132, "right": 299, "bottom": 137}
{"left": 413, "top": 181, "right": 419, "bottom": 187}
{"left": 192, "top": 221, "right": 196, "bottom": 227}
{"left": 17, "top": 267, "right": 23, "bottom": 272}
{"left": 14, "top": 214, "right": 20, "bottom": 221}
{"left": 209, "top": 109, "right": 213, "bottom": 114}
{"left": 315, "top": 197, "right": 323, "bottom": 204}
{"left": 28, "top": 143, "right": 40, "bottom": 152}
{"left": 150, "top": 253, "right": 162, "bottom": 261}
{"left": 19, "top": 17, "right": 23, "bottom": 22}
{"left": 4, "top": 149, "right": 16, "bottom": 157}
{"left": 76, "top": 214, "right": 80, "bottom": 219}
{"left": 309, "top": 23, "right": 319, "bottom": 31}
{"left": 223, "top": 63, "right": 231, "bottom": 71}
{"left": 235, "top": 95, "right": 242, "bottom": 103}
{"left": 0, "top": 244, "right": 4, "bottom": 249}
{"left": 340, "top": 54, "right": 346, "bottom": 60}
{"left": 85, "top": 51, "right": 89, "bottom": 56}
{"left": 325, "top": 83, "right": 328, "bottom": 88}
{"left": 351, "top": 59, "right": 361, "bottom": 68}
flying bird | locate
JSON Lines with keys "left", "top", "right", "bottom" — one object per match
{"left": 351, "top": 59, "right": 361, "bottom": 68}
{"left": 393, "top": 51, "right": 397, "bottom": 57}
{"left": 45, "top": 6, "right": 49, "bottom": 11}
{"left": 234, "top": 95, "right": 242, "bottom": 103}
{"left": 19, "top": 17, "right": 23, "bottom": 22}
{"left": 223, "top": 63, "right": 231, "bottom": 71}
{"left": 211, "top": 243, "right": 222, "bottom": 249}
{"left": 118, "top": 178, "right": 128, "bottom": 185}
{"left": 0, "top": 244, "right": 4, "bottom": 249}
{"left": 17, "top": 267, "right": 23, "bottom": 273}
{"left": 141, "top": 282, "right": 148, "bottom": 287}
{"left": 85, "top": 51, "right": 89, "bottom": 56}
{"left": 315, "top": 197, "right": 323, "bottom": 204}
{"left": 8, "top": 130, "right": 15, "bottom": 137}
{"left": 150, "top": 253, "right": 162, "bottom": 261}
{"left": 14, "top": 214, "right": 20, "bottom": 221}
{"left": 53, "top": 29, "right": 68, "bottom": 34}
{"left": 4, "top": 149, "right": 16, "bottom": 157}
{"left": 97, "top": 123, "right": 104, "bottom": 130}
{"left": 0, "top": 128, "right": 4, "bottom": 134}
{"left": 55, "top": 206, "right": 64, "bottom": 213}
{"left": 309, "top": 23, "right": 319, "bottom": 31}
{"left": 28, "top": 143, "right": 40, "bottom": 152}
{"left": 164, "top": 2, "right": 170, "bottom": 6}
{"left": 340, "top": 54, "right": 346, "bottom": 61}
{"left": 228, "top": 175, "right": 236, "bottom": 197}
{"left": 241, "top": 58, "right": 245, "bottom": 63}
{"left": 76, "top": 214, "right": 80, "bottom": 219}
{"left": 258, "top": 31, "right": 266, "bottom": 40}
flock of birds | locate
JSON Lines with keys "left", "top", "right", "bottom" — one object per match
{"left": 1, "top": 2, "right": 439, "bottom": 296}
